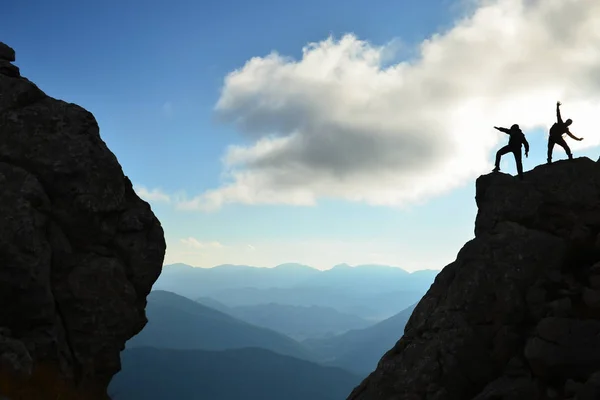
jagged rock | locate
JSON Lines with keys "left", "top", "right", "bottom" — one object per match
{"left": 525, "top": 317, "right": 600, "bottom": 380}
{"left": 0, "top": 330, "right": 32, "bottom": 377}
{"left": 589, "top": 276, "right": 600, "bottom": 290}
{"left": 0, "top": 43, "right": 15, "bottom": 62}
{"left": 546, "top": 297, "right": 572, "bottom": 318}
{"left": 546, "top": 387, "right": 560, "bottom": 399}
{"left": 348, "top": 159, "right": 600, "bottom": 400}
{"left": 546, "top": 270, "right": 563, "bottom": 284}
{"left": 526, "top": 285, "right": 547, "bottom": 319}
{"left": 0, "top": 61, "right": 19, "bottom": 78}
{"left": 590, "top": 262, "right": 600, "bottom": 274}
{"left": 577, "top": 371, "right": 600, "bottom": 400}
{"left": 474, "top": 158, "right": 600, "bottom": 238}
{"left": 582, "top": 288, "right": 600, "bottom": 308}
{"left": 564, "top": 379, "right": 583, "bottom": 397}
{"left": 471, "top": 376, "right": 539, "bottom": 400}
{"left": 0, "top": 42, "right": 165, "bottom": 399}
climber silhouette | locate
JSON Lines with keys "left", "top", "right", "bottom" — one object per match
{"left": 492, "top": 124, "right": 529, "bottom": 180}
{"left": 547, "top": 101, "right": 583, "bottom": 163}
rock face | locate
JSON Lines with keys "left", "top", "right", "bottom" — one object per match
{"left": 348, "top": 157, "right": 600, "bottom": 400}
{"left": 0, "top": 42, "right": 165, "bottom": 399}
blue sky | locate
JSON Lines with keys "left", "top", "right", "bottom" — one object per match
{"left": 4, "top": 0, "right": 600, "bottom": 270}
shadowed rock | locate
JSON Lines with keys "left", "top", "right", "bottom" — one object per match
{"left": 0, "top": 42, "right": 165, "bottom": 399}
{"left": 348, "top": 158, "right": 600, "bottom": 400}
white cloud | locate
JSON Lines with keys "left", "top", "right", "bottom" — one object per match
{"left": 180, "top": 237, "right": 225, "bottom": 249}
{"left": 134, "top": 185, "right": 172, "bottom": 203}
{"left": 163, "top": 237, "right": 460, "bottom": 272}
{"left": 183, "top": 0, "right": 600, "bottom": 211}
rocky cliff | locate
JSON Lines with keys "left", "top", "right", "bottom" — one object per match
{"left": 0, "top": 42, "right": 166, "bottom": 399}
{"left": 349, "top": 157, "right": 600, "bottom": 400}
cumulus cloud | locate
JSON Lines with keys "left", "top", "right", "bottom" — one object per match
{"left": 188, "top": 0, "right": 600, "bottom": 211}
{"left": 180, "top": 237, "right": 225, "bottom": 249}
{"left": 134, "top": 185, "right": 172, "bottom": 203}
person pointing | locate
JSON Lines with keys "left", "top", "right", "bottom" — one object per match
{"left": 492, "top": 124, "right": 529, "bottom": 180}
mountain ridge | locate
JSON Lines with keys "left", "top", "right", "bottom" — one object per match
{"left": 127, "top": 290, "right": 315, "bottom": 361}
{"left": 305, "top": 303, "right": 417, "bottom": 374}
{"left": 194, "top": 299, "right": 372, "bottom": 340}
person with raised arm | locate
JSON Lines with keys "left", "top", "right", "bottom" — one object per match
{"left": 547, "top": 101, "right": 583, "bottom": 164}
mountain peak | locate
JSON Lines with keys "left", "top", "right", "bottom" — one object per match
{"left": 273, "top": 263, "right": 316, "bottom": 271}
{"left": 349, "top": 157, "right": 600, "bottom": 399}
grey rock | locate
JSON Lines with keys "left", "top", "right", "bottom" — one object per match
{"left": 348, "top": 222, "right": 565, "bottom": 400}
{"left": 0, "top": 42, "right": 165, "bottom": 399}
{"left": 474, "top": 158, "right": 600, "bottom": 238}
{"left": 582, "top": 288, "right": 600, "bottom": 309}
{"left": 0, "top": 331, "right": 32, "bottom": 377}
{"left": 577, "top": 371, "right": 600, "bottom": 400}
{"left": 546, "top": 387, "right": 560, "bottom": 399}
{"left": 546, "top": 297, "right": 572, "bottom": 318}
{"left": 348, "top": 159, "right": 600, "bottom": 400}
{"left": 524, "top": 318, "right": 600, "bottom": 380}
{"left": 471, "top": 376, "right": 539, "bottom": 400}
{"left": 590, "top": 275, "right": 600, "bottom": 290}
{"left": 0, "top": 42, "right": 15, "bottom": 62}
{"left": 527, "top": 285, "right": 547, "bottom": 319}
{"left": 565, "top": 379, "right": 583, "bottom": 397}
{"left": 589, "top": 262, "right": 600, "bottom": 275}
{"left": 0, "top": 60, "right": 19, "bottom": 78}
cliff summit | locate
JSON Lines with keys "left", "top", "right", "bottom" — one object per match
{"left": 0, "top": 42, "right": 166, "bottom": 399}
{"left": 349, "top": 157, "right": 600, "bottom": 400}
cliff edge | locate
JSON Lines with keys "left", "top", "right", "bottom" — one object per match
{"left": 349, "top": 157, "right": 600, "bottom": 400}
{"left": 0, "top": 42, "right": 166, "bottom": 399}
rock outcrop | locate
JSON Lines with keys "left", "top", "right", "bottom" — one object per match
{"left": 348, "top": 157, "right": 600, "bottom": 400}
{"left": 0, "top": 42, "right": 165, "bottom": 399}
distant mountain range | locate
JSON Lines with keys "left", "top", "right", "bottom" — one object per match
{"left": 195, "top": 298, "right": 372, "bottom": 340}
{"left": 127, "top": 291, "right": 314, "bottom": 361}
{"left": 116, "top": 265, "right": 432, "bottom": 399}
{"left": 154, "top": 262, "right": 320, "bottom": 295}
{"left": 155, "top": 263, "right": 438, "bottom": 320}
{"left": 304, "top": 303, "right": 417, "bottom": 374}
{"left": 203, "top": 286, "right": 421, "bottom": 321}
{"left": 109, "top": 347, "right": 361, "bottom": 400}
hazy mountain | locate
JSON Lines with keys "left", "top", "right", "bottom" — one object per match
{"left": 304, "top": 303, "right": 417, "bottom": 374}
{"left": 208, "top": 286, "right": 423, "bottom": 321}
{"left": 154, "top": 264, "right": 439, "bottom": 308}
{"left": 296, "top": 264, "right": 438, "bottom": 293}
{"left": 126, "top": 291, "right": 314, "bottom": 361}
{"left": 153, "top": 263, "right": 320, "bottom": 298}
{"left": 195, "top": 296, "right": 232, "bottom": 313}
{"left": 195, "top": 300, "right": 372, "bottom": 340}
{"left": 109, "top": 347, "right": 361, "bottom": 400}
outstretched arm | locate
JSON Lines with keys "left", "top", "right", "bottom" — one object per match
{"left": 494, "top": 126, "right": 510, "bottom": 134}
{"left": 566, "top": 130, "right": 583, "bottom": 141}
{"left": 556, "top": 101, "right": 563, "bottom": 124}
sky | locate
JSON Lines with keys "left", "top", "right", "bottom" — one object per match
{"left": 3, "top": 0, "right": 600, "bottom": 271}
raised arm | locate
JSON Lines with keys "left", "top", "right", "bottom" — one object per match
{"left": 556, "top": 101, "right": 563, "bottom": 124}
{"left": 494, "top": 126, "right": 510, "bottom": 134}
{"left": 566, "top": 129, "right": 583, "bottom": 141}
